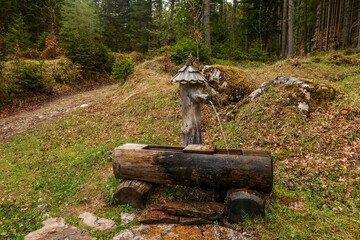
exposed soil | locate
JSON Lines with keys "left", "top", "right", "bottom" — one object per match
{"left": 0, "top": 84, "right": 118, "bottom": 142}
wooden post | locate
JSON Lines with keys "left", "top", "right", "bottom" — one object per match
{"left": 171, "top": 54, "right": 209, "bottom": 146}
{"left": 180, "top": 83, "right": 209, "bottom": 146}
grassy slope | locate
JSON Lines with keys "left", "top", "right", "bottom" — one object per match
{"left": 0, "top": 53, "right": 359, "bottom": 239}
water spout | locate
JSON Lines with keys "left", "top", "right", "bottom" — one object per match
{"left": 209, "top": 101, "right": 229, "bottom": 155}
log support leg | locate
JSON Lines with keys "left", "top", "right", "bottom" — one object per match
{"left": 226, "top": 190, "right": 265, "bottom": 223}
{"left": 113, "top": 180, "right": 154, "bottom": 209}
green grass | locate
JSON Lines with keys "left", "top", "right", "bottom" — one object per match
{"left": 1, "top": 53, "right": 360, "bottom": 239}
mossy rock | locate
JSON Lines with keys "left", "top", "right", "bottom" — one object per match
{"left": 203, "top": 65, "right": 251, "bottom": 105}
{"left": 282, "top": 80, "right": 336, "bottom": 110}
{"left": 326, "top": 52, "right": 360, "bottom": 66}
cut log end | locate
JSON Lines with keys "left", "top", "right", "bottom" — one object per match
{"left": 226, "top": 190, "right": 265, "bottom": 223}
{"left": 113, "top": 180, "right": 154, "bottom": 209}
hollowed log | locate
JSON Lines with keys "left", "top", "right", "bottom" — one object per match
{"left": 113, "top": 144, "right": 273, "bottom": 193}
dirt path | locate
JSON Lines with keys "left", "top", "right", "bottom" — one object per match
{"left": 0, "top": 84, "right": 118, "bottom": 142}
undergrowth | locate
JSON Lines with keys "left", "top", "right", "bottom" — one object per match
{"left": 0, "top": 52, "right": 359, "bottom": 239}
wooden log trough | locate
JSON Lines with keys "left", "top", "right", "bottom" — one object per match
{"left": 113, "top": 143, "right": 273, "bottom": 222}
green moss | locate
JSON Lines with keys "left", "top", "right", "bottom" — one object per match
{"left": 283, "top": 80, "right": 336, "bottom": 110}
{"left": 203, "top": 65, "right": 252, "bottom": 105}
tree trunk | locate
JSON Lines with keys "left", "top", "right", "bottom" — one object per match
{"left": 358, "top": 2, "right": 360, "bottom": 49}
{"left": 325, "top": 0, "right": 332, "bottom": 50}
{"left": 232, "top": 0, "right": 237, "bottom": 38}
{"left": 203, "top": 0, "right": 211, "bottom": 50}
{"left": 113, "top": 144, "right": 273, "bottom": 193}
{"left": 337, "top": 0, "right": 344, "bottom": 44}
{"left": 287, "top": 0, "right": 294, "bottom": 57}
{"left": 219, "top": 0, "right": 223, "bottom": 22}
{"left": 315, "top": 2, "right": 321, "bottom": 51}
{"left": 147, "top": 0, "right": 152, "bottom": 51}
{"left": 170, "top": 0, "right": 175, "bottom": 20}
{"left": 304, "top": 0, "right": 308, "bottom": 54}
{"left": 343, "top": 0, "right": 352, "bottom": 48}
{"left": 281, "top": 0, "right": 288, "bottom": 56}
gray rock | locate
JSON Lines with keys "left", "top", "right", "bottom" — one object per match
{"left": 113, "top": 224, "right": 248, "bottom": 240}
{"left": 121, "top": 212, "right": 136, "bottom": 226}
{"left": 37, "top": 204, "right": 48, "bottom": 210}
{"left": 245, "top": 88, "right": 262, "bottom": 102}
{"left": 78, "top": 212, "right": 116, "bottom": 231}
{"left": 260, "top": 81, "right": 271, "bottom": 89}
{"left": 298, "top": 102, "right": 309, "bottom": 111}
{"left": 24, "top": 218, "right": 92, "bottom": 240}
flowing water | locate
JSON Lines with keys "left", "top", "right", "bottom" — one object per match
{"left": 209, "top": 101, "right": 229, "bottom": 155}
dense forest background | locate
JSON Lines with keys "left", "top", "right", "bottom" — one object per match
{"left": 0, "top": 0, "right": 360, "bottom": 63}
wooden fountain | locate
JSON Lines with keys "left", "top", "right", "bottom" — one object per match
{"left": 112, "top": 55, "right": 273, "bottom": 222}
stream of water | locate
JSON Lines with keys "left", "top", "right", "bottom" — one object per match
{"left": 209, "top": 101, "right": 229, "bottom": 156}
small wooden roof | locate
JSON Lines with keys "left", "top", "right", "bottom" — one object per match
{"left": 171, "top": 54, "right": 206, "bottom": 84}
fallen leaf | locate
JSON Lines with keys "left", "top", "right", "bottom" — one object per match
{"left": 340, "top": 109, "right": 348, "bottom": 115}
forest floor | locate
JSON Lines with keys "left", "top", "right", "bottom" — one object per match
{"left": 0, "top": 83, "right": 118, "bottom": 142}
{"left": 0, "top": 52, "right": 360, "bottom": 239}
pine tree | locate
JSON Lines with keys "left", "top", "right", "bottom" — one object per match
{"left": 60, "top": 0, "right": 103, "bottom": 44}
{"left": 5, "top": 14, "right": 32, "bottom": 54}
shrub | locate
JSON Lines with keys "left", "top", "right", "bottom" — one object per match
{"left": 170, "top": 37, "right": 211, "bottom": 65}
{"left": 0, "top": 76, "right": 10, "bottom": 109}
{"left": 65, "top": 39, "right": 114, "bottom": 73}
{"left": 212, "top": 41, "right": 246, "bottom": 61}
{"left": 35, "top": 32, "right": 49, "bottom": 51}
{"left": 0, "top": 60, "right": 54, "bottom": 109}
{"left": 51, "top": 58, "right": 82, "bottom": 84}
{"left": 0, "top": 61, "right": 4, "bottom": 73}
{"left": 8, "top": 60, "right": 54, "bottom": 97}
{"left": 127, "top": 51, "right": 145, "bottom": 63}
{"left": 40, "top": 32, "right": 63, "bottom": 59}
{"left": 111, "top": 58, "right": 135, "bottom": 84}
{"left": 23, "top": 49, "right": 41, "bottom": 59}
{"left": 160, "top": 46, "right": 175, "bottom": 72}
{"left": 146, "top": 48, "right": 161, "bottom": 60}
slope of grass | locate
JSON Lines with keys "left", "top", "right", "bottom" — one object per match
{"left": 1, "top": 52, "right": 360, "bottom": 239}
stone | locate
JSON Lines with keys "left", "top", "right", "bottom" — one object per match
{"left": 288, "top": 200, "right": 306, "bottom": 211}
{"left": 202, "top": 65, "right": 251, "bottom": 106}
{"left": 245, "top": 88, "right": 262, "bottom": 102}
{"left": 159, "top": 201, "right": 225, "bottom": 220}
{"left": 80, "top": 104, "right": 89, "bottom": 108}
{"left": 138, "top": 210, "right": 179, "bottom": 224}
{"left": 179, "top": 217, "right": 212, "bottom": 225}
{"left": 113, "top": 224, "right": 248, "bottom": 240}
{"left": 298, "top": 102, "right": 309, "bottom": 111}
{"left": 245, "top": 76, "right": 336, "bottom": 111}
{"left": 78, "top": 212, "right": 116, "bottom": 231}
{"left": 24, "top": 218, "right": 92, "bottom": 240}
{"left": 121, "top": 212, "right": 136, "bottom": 226}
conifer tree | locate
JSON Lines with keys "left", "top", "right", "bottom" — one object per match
{"left": 5, "top": 14, "right": 32, "bottom": 54}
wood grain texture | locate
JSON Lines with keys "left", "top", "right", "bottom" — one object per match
{"left": 113, "top": 145, "right": 273, "bottom": 193}
{"left": 180, "top": 84, "right": 203, "bottom": 146}
{"left": 226, "top": 190, "right": 265, "bottom": 222}
{"left": 113, "top": 180, "right": 154, "bottom": 209}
